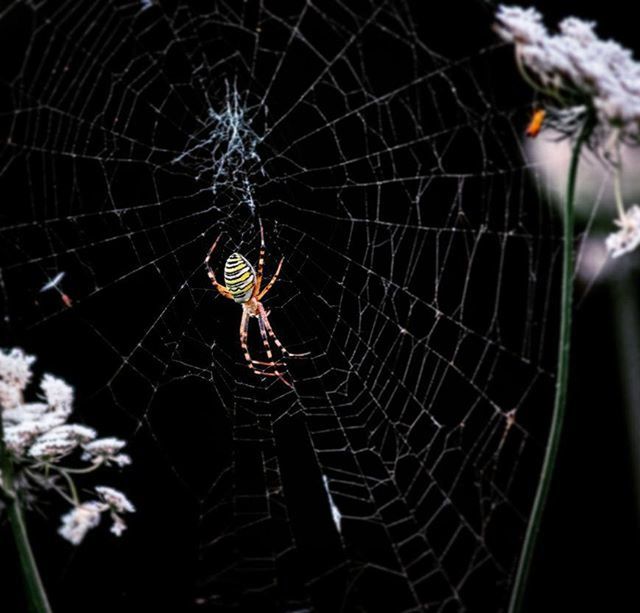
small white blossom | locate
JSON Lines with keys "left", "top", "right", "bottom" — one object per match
{"left": 96, "top": 486, "right": 135, "bottom": 537}
{"left": 29, "top": 437, "right": 78, "bottom": 460}
{"left": 606, "top": 205, "right": 640, "bottom": 258}
{"left": 3, "top": 402, "right": 49, "bottom": 424}
{"left": 494, "top": 6, "right": 546, "bottom": 45}
{"left": 0, "top": 348, "right": 35, "bottom": 392}
{"left": 110, "top": 514, "right": 127, "bottom": 536}
{"left": 58, "top": 502, "right": 104, "bottom": 545}
{"left": 558, "top": 17, "right": 598, "bottom": 45}
{"left": 47, "top": 424, "right": 97, "bottom": 444}
{"left": 0, "top": 381, "right": 21, "bottom": 410}
{"left": 3, "top": 429, "right": 31, "bottom": 455}
{"left": 112, "top": 453, "right": 132, "bottom": 467}
{"left": 28, "top": 425, "right": 97, "bottom": 460}
{"left": 82, "top": 437, "right": 127, "bottom": 464}
{"left": 3, "top": 417, "right": 63, "bottom": 455}
{"left": 96, "top": 486, "right": 135, "bottom": 513}
{"left": 40, "top": 374, "right": 73, "bottom": 415}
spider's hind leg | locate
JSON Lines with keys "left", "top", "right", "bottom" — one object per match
{"left": 258, "top": 303, "right": 309, "bottom": 358}
{"left": 256, "top": 315, "right": 292, "bottom": 387}
{"left": 240, "top": 310, "right": 291, "bottom": 386}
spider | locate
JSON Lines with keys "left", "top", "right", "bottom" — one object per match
{"left": 204, "top": 223, "right": 303, "bottom": 386}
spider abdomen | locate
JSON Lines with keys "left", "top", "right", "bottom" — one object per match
{"left": 224, "top": 253, "right": 256, "bottom": 303}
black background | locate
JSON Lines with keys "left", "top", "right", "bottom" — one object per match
{"left": 0, "top": 1, "right": 639, "bottom": 612}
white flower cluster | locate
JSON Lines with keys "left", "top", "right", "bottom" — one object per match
{"left": 1, "top": 347, "right": 134, "bottom": 545}
{"left": 58, "top": 486, "right": 136, "bottom": 544}
{"left": 82, "top": 437, "right": 131, "bottom": 467}
{"left": 0, "top": 348, "right": 35, "bottom": 407}
{"left": 605, "top": 204, "right": 640, "bottom": 258}
{"left": 496, "top": 5, "right": 640, "bottom": 142}
{"left": 497, "top": 6, "right": 640, "bottom": 259}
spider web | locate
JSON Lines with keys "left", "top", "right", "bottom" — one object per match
{"left": 0, "top": 1, "right": 559, "bottom": 611}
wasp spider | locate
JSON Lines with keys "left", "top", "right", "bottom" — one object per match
{"left": 205, "top": 223, "right": 303, "bottom": 386}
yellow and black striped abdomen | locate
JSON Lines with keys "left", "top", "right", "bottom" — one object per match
{"left": 224, "top": 253, "right": 256, "bottom": 303}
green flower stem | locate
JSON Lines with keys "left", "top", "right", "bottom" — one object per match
{"left": 612, "top": 136, "right": 626, "bottom": 220}
{"left": 53, "top": 467, "right": 79, "bottom": 505}
{"left": 0, "top": 421, "right": 53, "bottom": 613}
{"left": 508, "top": 117, "right": 593, "bottom": 613}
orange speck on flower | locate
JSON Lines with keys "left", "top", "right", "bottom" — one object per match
{"left": 526, "top": 108, "right": 546, "bottom": 137}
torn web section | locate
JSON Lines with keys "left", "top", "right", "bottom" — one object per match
{"left": 0, "top": 1, "right": 558, "bottom": 612}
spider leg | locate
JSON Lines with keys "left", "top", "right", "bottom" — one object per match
{"left": 254, "top": 219, "right": 266, "bottom": 295}
{"left": 204, "top": 236, "right": 233, "bottom": 299}
{"left": 257, "top": 314, "right": 293, "bottom": 387}
{"left": 240, "top": 310, "right": 287, "bottom": 379}
{"left": 258, "top": 302, "right": 309, "bottom": 358}
{"left": 256, "top": 257, "right": 283, "bottom": 301}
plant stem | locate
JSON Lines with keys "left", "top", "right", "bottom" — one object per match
{"left": 53, "top": 467, "right": 79, "bottom": 505}
{"left": 508, "top": 117, "right": 593, "bottom": 613}
{"left": 612, "top": 136, "right": 626, "bottom": 220}
{"left": 0, "top": 422, "right": 53, "bottom": 613}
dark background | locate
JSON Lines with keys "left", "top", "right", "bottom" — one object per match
{"left": 0, "top": 1, "right": 638, "bottom": 611}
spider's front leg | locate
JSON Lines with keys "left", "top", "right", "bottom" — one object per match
{"left": 254, "top": 219, "right": 266, "bottom": 294}
{"left": 204, "top": 236, "right": 233, "bottom": 299}
{"left": 256, "top": 257, "right": 283, "bottom": 301}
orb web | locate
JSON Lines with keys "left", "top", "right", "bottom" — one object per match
{"left": 0, "top": 1, "right": 558, "bottom": 610}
